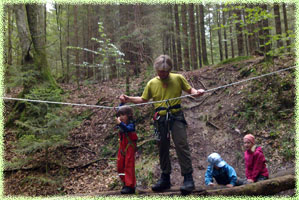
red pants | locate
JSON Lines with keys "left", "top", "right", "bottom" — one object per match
{"left": 117, "top": 132, "right": 137, "bottom": 188}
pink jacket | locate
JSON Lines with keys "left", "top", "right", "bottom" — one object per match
{"left": 244, "top": 146, "right": 269, "bottom": 181}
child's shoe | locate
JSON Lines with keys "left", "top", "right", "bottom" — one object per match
{"left": 121, "top": 186, "right": 135, "bottom": 194}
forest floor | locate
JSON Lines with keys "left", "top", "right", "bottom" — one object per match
{"left": 3, "top": 56, "right": 295, "bottom": 196}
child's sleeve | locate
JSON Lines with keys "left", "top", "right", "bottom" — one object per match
{"left": 205, "top": 165, "right": 214, "bottom": 185}
{"left": 251, "top": 152, "right": 266, "bottom": 181}
{"left": 227, "top": 165, "right": 237, "bottom": 186}
{"left": 118, "top": 122, "right": 135, "bottom": 132}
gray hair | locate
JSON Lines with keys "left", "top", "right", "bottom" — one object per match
{"left": 153, "top": 55, "right": 173, "bottom": 72}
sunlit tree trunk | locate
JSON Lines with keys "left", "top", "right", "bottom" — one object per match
{"left": 216, "top": 4, "right": 223, "bottom": 61}
{"left": 274, "top": 3, "right": 283, "bottom": 49}
{"left": 222, "top": 5, "right": 228, "bottom": 60}
{"left": 181, "top": 4, "right": 190, "bottom": 70}
{"left": 200, "top": 4, "right": 208, "bottom": 65}
{"left": 282, "top": 3, "right": 291, "bottom": 52}
{"left": 174, "top": 4, "right": 183, "bottom": 70}
{"left": 195, "top": 5, "right": 202, "bottom": 68}
{"left": 188, "top": 3, "right": 198, "bottom": 70}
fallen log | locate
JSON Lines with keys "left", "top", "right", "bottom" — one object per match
{"left": 85, "top": 173, "right": 295, "bottom": 196}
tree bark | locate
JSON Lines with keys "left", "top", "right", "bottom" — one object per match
{"left": 216, "top": 5, "right": 223, "bottom": 61}
{"left": 169, "top": 5, "right": 177, "bottom": 71}
{"left": 200, "top": 4, "right": 208, "bottom": 65}
{"left": 195, "top": 5, "right": 202, "bottom": 68}
{"left": 229, "top": 9, "right": 234, "bottom": 58}
{"left": 181, "top": 4, "right": 190, "bottom": 71}
{"left": 174, "top": 4, "right": 182, "bottom": 70}
{"left": 207, "top": 6, "right": 214, "bottom": 65}
{"left": 73, "top": 5, "right": 80, "bottom": 88}
{"left": 235, "top": 7, "right": 244, "bottom": 56}
{"left": 274, "top": 3, "right": 283, "bottom": 49}
{"left": 222, "top": 5, "right": 228, "bottom": 60}
{"left": 7, "top": 5, "right": 12, "bottom": 65}
{"left": 188, "top": 4, "right": 198, "bottom": 70}
{"left": 282, "top": 3, "right": 290, "bottom": 52}
{"left": 66, "top": 5, "right": 70, "bottom": 83}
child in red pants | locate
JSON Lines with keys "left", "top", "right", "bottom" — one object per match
{"left": 116, "top": 105, "right": 137, "bottom": 194}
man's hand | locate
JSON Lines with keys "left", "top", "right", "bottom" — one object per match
{"left": 226, "top": 184, "right": 233, "bottom": 188}
{"left": 208, "top": 183, "right": 215, "bottom": 186}
{"left": 119, "top": 94, "right": 129, "bottom": 103}
{"left": 189, "top": 88, "right": 205, "bottom": 97}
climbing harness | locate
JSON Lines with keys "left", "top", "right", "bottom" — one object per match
{"left": 119, "top": 132, "right": 136, "bottom": 157}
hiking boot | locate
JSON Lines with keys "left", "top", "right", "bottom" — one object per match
{"left": 180, "top": 173, "right": 195, "bottom": 195}
{"left": 151, "top": 173, "right": 171, "bottom": 192}
{"left": 121, "top": 186, "right": 135, "bottom": 194}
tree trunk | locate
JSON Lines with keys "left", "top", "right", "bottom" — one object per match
{"left": 200, "top": 4, "right": 208, "bottom": 65}
{"left": 7, "top": 5, "right": 12, "bottom": 65}
{"left": 66, "top": 5, "right": 70, "bottom": 83}
{"left": 181, "top": 4, "right": 190, "bottom": 71}
{"left": 222, "top": 5, "right": 228, "bottom": 60}
{"left": 55, "top": 4, "right": 65, "bottom": 82}
{"left": 174, "top": 4, "right": 183, "bottom": 70}
{"left": 242, "top": 9, "right": 249, "bottom": 56}
{"left": 247, "top": 5, "right": 256, "bottom": 55}
{"left": 208, "top": 6, "right": 214, "bottom": 65}
{"left": 235, "top": 7, "right": 244, "bottom": 56}
{"left": 195, "top": 5, "right": 202, "bottom": 68}
{"left": 14, "top": 4, "right": 33, "bottom": 65}
{"left": 73, "top": 5, "right": 80, "bottom": 88}
{"left": 261, "top": 5, "right": 271, "bottom": 54}
{"left": 188, "top": 4, "right": 198, "bottom": 70}
{"left": 229, "top": 9, "right": 234, "bottom": 58}
{"left": 282, "top": 3, "right": 290, "bottom": 52}
{"left": 25, "top": 4, "right": 57, "bottom": 87}
{"left": 216, "top": 5, "right": 223, "bottom": 61}
{"left": 169, "top": 5, "right": 178, "bottom": 71}
{"left": 274, "top": 3, "right": 283, "bottom": 49}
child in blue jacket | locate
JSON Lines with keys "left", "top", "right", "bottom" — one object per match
{"left": 205, "top": 153, "right": 244, "bottom": 187}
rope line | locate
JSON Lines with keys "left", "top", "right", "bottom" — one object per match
{"left": 1, "top": 65, "right": 296, "bottom": 109}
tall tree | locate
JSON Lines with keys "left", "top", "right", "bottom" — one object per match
{"left": 7, "top": 5, "right": 12, "bottom": 65}
{"left": 169, "top": 5, "right": 178, "bottom": 71}
{"left": 66, "top": 5, "right": 70, "bottom": 83}
{"left": 222, "top": 5, "right": 228, "bottom": 59}
{"left": 195, "top": 5, "right": 202, "bottom": 68}
{"left": 174, "top": 4, "right": 183, "bottom": 70}
{"left": 73, "top": 5, "right": 80, "bottom": 88}
{"left": 207, "top": 6, "right": 214, "bottom": 64}
{"left": 216, "top": 4, "right": 223, "bottom": 61}
{"left": 247, "top": 4, "right": 257, "bottom": 55}
{"left": 282, "top": 3, "right": 291, "bottom": 52}
{"left": 181, "top": 4, "right": 190, "bottom": 70}
{"left": 242, "top": 8, "right": 249, "bottom": 56}
{"left": 188, "top": 4, "right": 198, "bottom": 70}
{"left": 274, "top": 3, "right": 283, "bottom": 49}
{"left": 25, "top": 4, "right": 57, "bottom": 86}
{"left": 55, "top": 4, "right": 65, "bottom": 82}
{"left": 228, "top": 9, "right": 235, "bottom": 58}
{"left": 235, "top": 7, "right": 244, "bottom": 56}
{"left": 199, "top": 4, "right": 208, "bottom": 65}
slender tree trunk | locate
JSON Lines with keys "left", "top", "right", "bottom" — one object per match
{"left": 188, "top": 4, "right": 198, "bottom": 70}
{"left": 195, "top": 5, "right": 202, "bottom": 68}
{"left": 74, "top": 5, "right": 80, "bottom": 88}
{"left": 229, "top": 9, "right": 234, "bottom": 58}
{"left": 247, "top": 5, "right": 256, "bottom": 55}
{"left": 44, "top": 5, "right": 46, "bottom": 43}
{"left": 66, "top": 5, "right": 70, "bottom": 83}
{"left": 242, "top": 8, "right": 249, "bottom": 56}
{"left": 55, "top": 4, "right": 65, "bottom": 82}
{"left": 222, "top": 5, "right": 228, "bottom": 60}
{"left": 7, "top": 5, "right": 12, "bottom": 65}
{"left": 170, "top": 5, "right": 177, "bottom": 71}
{"left": 274, "top": 3, "right": 283, "bottom": 49}
{"left": 282, "top": 3, "right": 291, "bottom": 52}
{"left": 261, "top": 5, "right": 271, "bottom": 54}
{"left": 174, "top": 4, "right": 183, "bottom": 70}
{"left": 181, "top": 4, "right": 190, "bottom": 70}
{"left": 235, "top": 7, "right": 244, "bottom": 56}
{"left": 200, "top": 4, "right": 208, "bottom": 65}
{"left": 208, "top": 6, "right": 214, "bottom": 64}
{"left": 216, "top": 5, "right": 223, "bottom": 61}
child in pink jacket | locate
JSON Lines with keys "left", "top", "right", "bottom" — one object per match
{"left": 243, "top": 134, "right": 269, "bottom": 183}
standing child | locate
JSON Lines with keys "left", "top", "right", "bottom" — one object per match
{"left": 243, "top": 134, "right": 269, "bottom": 183}
{"left": 115, "top": 105, "right": 138, "bottom": 194}
{"left": 205, "top": 153, "right": 244, "bottom": 187}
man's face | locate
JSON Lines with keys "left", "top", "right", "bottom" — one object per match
{"left": 157, "top": 70, "right": 170, "bottom": 80}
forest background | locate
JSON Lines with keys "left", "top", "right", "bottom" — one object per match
{"left": 1, "top": 0, "right": 297, "bottom": 196}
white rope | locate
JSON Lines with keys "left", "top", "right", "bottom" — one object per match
{"left": 1, "top": 65, "right": 296, "bottom": 109}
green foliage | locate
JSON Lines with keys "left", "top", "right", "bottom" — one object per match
{"left": 217, "top": 56, "right": 252, "bottom": 66}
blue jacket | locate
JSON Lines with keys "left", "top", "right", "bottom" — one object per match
{"left": 205, "top": 162, "right": 237, "bottom": 186}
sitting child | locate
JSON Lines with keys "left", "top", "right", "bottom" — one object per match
{"left": 243, "top": 134, "right": 269, "bottom": 183}
{"left": 205, "top": 153, "right": 243, "bottom": 187}
{"left": 116, "top": 105, "right": 138, "bottom": 194}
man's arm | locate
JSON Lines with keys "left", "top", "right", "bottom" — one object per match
{"left": 188, "top": 88, "right": 205, "bottom": 97}
{"left": 119, "top": 94, "right": 148, "bottom": 104}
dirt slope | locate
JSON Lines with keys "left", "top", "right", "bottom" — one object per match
{"left": 4, "top": 56, "right": 295, "bottom": 196}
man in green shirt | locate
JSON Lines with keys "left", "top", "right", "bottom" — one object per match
{"left": 119, "top": 55, "right": 204, "bottom": 194}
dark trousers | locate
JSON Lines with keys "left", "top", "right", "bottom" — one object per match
{"left": 156, "top": 111, "right": 193, "bottom": 176}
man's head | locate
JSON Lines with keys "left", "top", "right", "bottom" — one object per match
{"left": 154, "top": 55, "right": 173, "bottom": 79}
